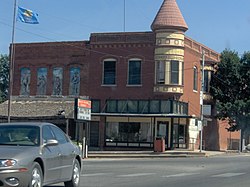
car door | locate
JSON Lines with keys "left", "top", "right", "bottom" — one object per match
{"left": 42, "top": 125, "right": 62, "bottom": 183}
{"left": 50, "top": 126, "right": 76, "bottom": 180}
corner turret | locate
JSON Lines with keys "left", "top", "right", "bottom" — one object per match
{"left": 152, "top": 0, "right": 188, "bottom": 95}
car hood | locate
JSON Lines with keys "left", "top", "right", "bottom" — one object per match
{"left": 0, "top": 146, "right": 39, "bottom": 159}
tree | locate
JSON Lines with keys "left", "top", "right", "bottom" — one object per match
{"left": 210, "top": 49, "right": 250, "bottom": 132}
{"left": 0, "top": 54, "right": 9, "bottom": 103}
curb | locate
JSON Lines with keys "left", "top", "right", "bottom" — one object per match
{"left": 86, "top": 151, "right": 209, "bottom": 159}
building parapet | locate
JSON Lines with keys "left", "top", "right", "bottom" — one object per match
{"left": 90, "top": 32, "right": 155, "bottom": 44}
{"left": 184, "top": 36, "right": 220, "bottom": 62}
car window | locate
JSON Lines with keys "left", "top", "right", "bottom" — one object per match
{"left": 50, "top": 126, "right": 68, "bottom": 144}
{"left": 0, "top": 125, "right": 40, "bottom": 146}
{"left": 42, "top": 125, "right": 55, "bottom": 143}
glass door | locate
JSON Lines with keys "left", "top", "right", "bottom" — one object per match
{"left": 157, "top": 121, "right": 169, "bottom": 149}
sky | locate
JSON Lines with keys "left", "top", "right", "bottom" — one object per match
{"left": 1, "top": 0, "right": 250, "bottom": 56}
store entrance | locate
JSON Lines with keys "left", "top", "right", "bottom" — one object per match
{"left": 157, "top": 121, "right": 170, "bottom": 149}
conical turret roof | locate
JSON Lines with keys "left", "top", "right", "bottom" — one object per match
{"left": 151, "top": 0, "right": 188, "bottom": 31}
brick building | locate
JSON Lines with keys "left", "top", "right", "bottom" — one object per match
{"left": 0, "top": 0, "right": 240, "bottom": 151}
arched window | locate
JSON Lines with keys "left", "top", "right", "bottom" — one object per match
{"left": 103, "top": 59, "right": 116, "bottom": 85}
{"left": 193, "top": 66, "right": 198, "bottom": 91}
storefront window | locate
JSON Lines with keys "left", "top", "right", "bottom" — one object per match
{"left": 150, "top": 100, "right": 160, "bottom": 113}
{"left": 105, "top": 99, "right": 188, "bottom": 115}
{"left": 161, "top": 100, "right": 171, "bottom": 113}
{"left": 179, "top": 125, "right": 185, "bottom": 143}
{"left": 105, "top": 122, "right": 153, "bottom": 143}
{"left": 106, "top": 100, "right": 116, "bottom": 113}
{"left": 128, "top": 100, "right": 138, "bottom": 113}
{"left": 138, "top": 101, "right": 149, "bottom": 113}
{"left": 118, "top": 101, "right": 128, "bottom": 113}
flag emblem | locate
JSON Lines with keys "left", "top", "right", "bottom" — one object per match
{"left": 17, "top": 6, "right": 39, "bottom": 24}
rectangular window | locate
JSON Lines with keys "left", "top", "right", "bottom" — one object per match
{"left": 173, "top": 101, "right": 178, "bottom": 114}
{"left": 128, "top": 60, "right": 141, "bottom": 85}
{"left": 150, "top": 100, "right": 160, "bottom": 113}
{"left": 203, "top": 70, "right": 210, "bottom": 93}
{"left": 193, "top": 66, "right": 198, "bottom": 91}
{"left": 179, "top": 124, "right": 186, "bottom": 144}
{"left": 160, "top": 100, "right": 171, "bottom": 113}
{"left": 104, "top": 99, "right": 188, "bottom": 114}
{"left": 118, "top": 100, "right": 128, "bottom": 113}
{"left": 170, "top": 60, "right": 179, "bottom": 84}
{"left": 106, "top": 100, "right": 117, "bottom": 113}
{"left": 182, "top": 62, "right": 184, "bottom": 85}
{"left": 91, "top": 100, "right": 100, "bottom": 113}
{"left": 156, "top": 61, "right": 165, "bottom": 84}
{"left": 138, "top": 100, "right": 149, "bottom": 114}
{"left": 128, "top": 100, "right": 138, "bottom": 113}
{"left": 103, "top": 60, "right": 116, "bottom": 85}
{"left": 105, "top": 122, "right": 153, "bottom": 143}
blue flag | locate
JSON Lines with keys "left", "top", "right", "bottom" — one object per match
{"left": 17, "top": 6, "right": 39, "bottom": 24}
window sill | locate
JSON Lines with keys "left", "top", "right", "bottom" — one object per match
{"left": 126, "top": 84, "right": 142, "bottom": 87}
{"left": 101, "top": 84, "right": 117, "bottom": 87}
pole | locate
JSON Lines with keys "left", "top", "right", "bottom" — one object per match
{"left": 200, "top": 50, "right": 205, "bottom": 152}
{"left": 239, "top": 129, "right": 242, "bottom": 153}
{"left": 123, "top": 0, "right": 126, "bottom": 32}
{"left": 8, "top": 0, "right": 18, "bottom": 123}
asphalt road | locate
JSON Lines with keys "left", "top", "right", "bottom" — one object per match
{"left": 48, "top": 154, "right": 250, "bottom": 187}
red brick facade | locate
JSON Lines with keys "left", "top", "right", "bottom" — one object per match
{"left": 6, "top": 0, "right": 240, "bottom": 151}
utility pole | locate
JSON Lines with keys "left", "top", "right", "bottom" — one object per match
{"left": 200, "top": 50, "right": 205, "bottom": 152}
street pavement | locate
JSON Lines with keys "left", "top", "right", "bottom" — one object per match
{"left": 80, "top": 155, "right": 250, "bottom": 187}
{"left": 86, "top": 149, "right": 244, "bottom": 159}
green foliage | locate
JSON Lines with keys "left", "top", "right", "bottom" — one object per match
{"left": 210, "top": 49, "right": 250, "bottom": 131}
{"left": 0, "top": 54, "right": 9, "bottom": 103}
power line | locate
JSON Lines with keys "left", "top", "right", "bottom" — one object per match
{"left": 0, "top": 20, "right": 209, "bottom": 68}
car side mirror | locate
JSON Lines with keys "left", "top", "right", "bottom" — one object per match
{"left": 44, "top": 139, "right": 59, "bottom": 146}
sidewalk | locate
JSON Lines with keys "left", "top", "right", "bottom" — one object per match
{"left": 86, "top": 150, "right": 229, "bottom": 159}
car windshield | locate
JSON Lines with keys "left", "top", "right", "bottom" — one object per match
{"left": 0, "top": 125, "right": 40, "bottom": 146}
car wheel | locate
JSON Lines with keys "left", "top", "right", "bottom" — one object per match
{"left": 28, "top": 162, "right": 43, "bottom": 187}
{"left": 64, "top": 159, "right": 80, "bottom": 187}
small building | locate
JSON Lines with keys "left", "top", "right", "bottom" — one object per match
{"left": 0, "top": 0, "right": 240, "bottom": 151}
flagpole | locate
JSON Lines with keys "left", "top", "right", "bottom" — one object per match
{"left": 123, "top": 0, "right": 126, "bottom": 32}
{"left": 7, "top": 0, "right": 18, "bottom": 122}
